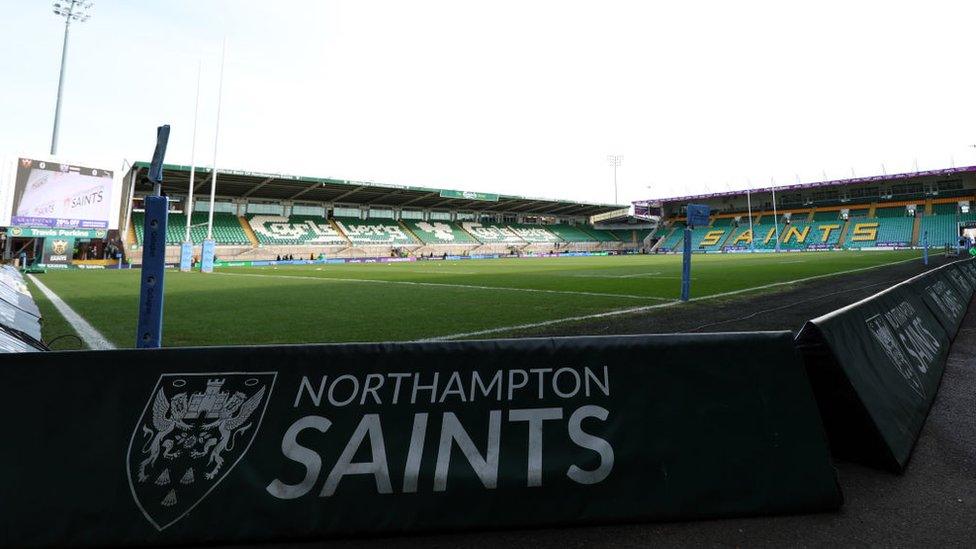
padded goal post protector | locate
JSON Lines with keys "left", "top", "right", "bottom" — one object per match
{"left": 795, "top": 259, "right": 976, "bottom": 473}
{"left": 0, "top": 333, "right": 841, "bottom": 547}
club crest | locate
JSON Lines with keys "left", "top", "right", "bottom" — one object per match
{"left": 126, "top": 372, "right": 276, "bottom": 530}
{"left": 52, "top": 239, "right": 68, "bottom": 255}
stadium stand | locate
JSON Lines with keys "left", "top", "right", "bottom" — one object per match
{"left": 248, "top": 215, "right": 347, "bottom": 245}
{"left": 579, "top": 227, "right": 620, "bottom": 243}
{"left": 657, "top": 223, "right": 687, "bottom": 251}
{"left": 845, "top": 217, "right": 914, "bottom": 248}
{"left": 711, "top": 217, "right": 734, "bottom": 227}
{"left": 693, "top": 226, "right": 731, "bottom": 251}
{"left": 874, "top": 206, "right": 905, "bottom": 218}
{"left": 402, "top": 220, "right": 480, "bottom": 245}
{"left": 779, "top": 221, "right": 845, "bottom": 250}
{"left": 506, "top": 224, "right": 561, "bottom": 243}
{"left": 333, "top": 217, "right": 416, "bottom": 244}
{"left": 461, "top": 222, "right": 525, "bottom": 244}
{"left": 919, "top": 212, "right": 959, "bottom": 247}
{"left": 848, "top": 208, "right": 869, "bottom": 218}
{"left": 133, "top": 211, "right": 250, "bottom": 246}
{"left": 546, "top": 224, "right": 597, "bottom": 243}
{"left": 812, "top": 210, "right": 838, "bottom": 221}
{"left": 609, "top": 228, "right": 655, "bottom": 246}
{"left": 725, "top": 224, "right": 782, "bottom": 250}
{"left": 932, "top": 202, "right": 958, "bottom": 215}
{"left": 634, "top": 228, "right": 654, "bottom": 242}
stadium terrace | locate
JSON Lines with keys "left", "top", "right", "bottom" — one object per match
{"left": 109, "top": 161, "right": 649, "bottom": 269}
{"left": 633, "top": 165, "right": 976, "bottom": 253}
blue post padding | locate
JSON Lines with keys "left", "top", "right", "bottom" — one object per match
{"left": 201, "top": 239, "right": 216, "bottom": 273}
{"left": 680, "top": 227, "right": 692, "bottom": 301}
{"left": 922, "top": 230, "right": 928, "bottom": 265}
{"left": 179, "top": 242, "right": 193, "bottom": 272}
{"left": 136, "top": 195, "right": 168, "bottom": 348}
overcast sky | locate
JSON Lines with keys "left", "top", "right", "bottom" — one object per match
{"left": 2, "top": 0, "right": 976, "bottom": 206}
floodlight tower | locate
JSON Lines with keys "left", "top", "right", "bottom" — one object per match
{"left": 607, "top": 155, "right": 623, "bottom": 204}
{"left": 50, "top": 0, "right": 93, "bottom": 155}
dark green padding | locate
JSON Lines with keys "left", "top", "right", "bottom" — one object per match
{"left": 795, "top": 259, "right": 975, "bottom": 472}
{"left": 911, "top": 263, "right": 970, "bottom": 336}
{"left": 0, "top": 333, "right": 841, "bottom": 547}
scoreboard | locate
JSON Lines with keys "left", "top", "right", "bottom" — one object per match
{"left": 0, "top": 155, "right": 123, "bottom": 231}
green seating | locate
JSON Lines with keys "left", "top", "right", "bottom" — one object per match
{"left": 711, "top": 217, "right": 733, "bottom": 227}
{"left": 812, "top": 211, "right": 837, "bottom": 221}
{"left": 402, "top": 220, "right": 479, "bottom": 244}
{"left": 547, "top": 224, "right": 596, "bottom": 243}
{"left": 634, "top": 229, "right": 654, "bottom": 242}
{"left": 459, "top": 222, "right": 525, "bottom": 243}
{"left": 694, "top": 226, "right": 730, "bottom": 251}
{"left": 506, "top": 223, "right": 562, "bottom": 243}
{"left": 578, "top": 226, "right": 619, "bottom": 242}
{"left": 132, "top": 211, "right": 249, "bottom": 245}
{"left": 848, "top": 208, "right": 869, "bottom": 218}
{"left": 779, "top": 221, "right": 845, "bottom": 250}
{"left": 919, "top": 214, "right": 958, "bottom": 247}
{"left": 932, "top": 203, "right": 957, "bottom": 215}
{"left": 725, "top": 223, "right": 782, "bottom": 250}
{"left": 658, "top": 226, "right": 686, "bottom": 251}
{"left": 333, "top": 217, "right": 416, "bottom": 244}
{"left": 846, "top": 217, "right": 914, "bottom": 248}
{"left": 875, "top": 206, "right": 906, "bottom": 218}
{"left": 248, "top": 214, "right": 346, "bottom": 245}
{"left": 608, "top": 229, "right": 651, "bottom": 243}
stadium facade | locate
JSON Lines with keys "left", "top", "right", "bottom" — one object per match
{"left": 116, "top": 162, "right": 648, "bottom": 266}
{"left": 634, "top": 166, "right": 976, "bottom": 253}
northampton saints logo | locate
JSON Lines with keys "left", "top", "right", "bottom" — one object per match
{"left": 865, "top": 315, "right": 924, "bottom": 399}
{"left": 126, "top": 372, "right": 277, "bottom": 530}
{"left": 51, "top": 239, "right": 68, "bottom": 255}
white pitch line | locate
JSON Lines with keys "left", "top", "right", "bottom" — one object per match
{"left": 564, "top": 271, "right": 664, "bottom": 279}
{"left": 420, "top": 252, "right": 936, "bottom": 341}
{"left": 27, "top": 274, "right": 115, "bottom": 350}
{"left": 212, "top": 271, "right": 673, "bottom": 301}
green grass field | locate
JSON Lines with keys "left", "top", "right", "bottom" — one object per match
{"left": 27, "top": 250, "right": 924, "bottom": 349}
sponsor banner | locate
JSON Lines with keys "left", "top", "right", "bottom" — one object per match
{"left": 8, "top": 226, "right": 107, "bottom": 238}
{"left": 438, "top": 189, "right": 499, "bottom": 202}
{"left": 795, "top": 261, "right": 975, "bottom": 472}
{"left": 0, "top": 334, "right": 840, "bottom": 547}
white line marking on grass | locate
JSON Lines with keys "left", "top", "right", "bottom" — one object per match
{"left": 27, "top": 274, "right": 115, "bottom": 350}
{"left": 565, "top": 271, "right": 665, "bottom": 279}
{"left": 420, "top": 252, "right": 934, "bottom": 341}
{"left": 213, "top": 271, "right": 673, "bottom": 301}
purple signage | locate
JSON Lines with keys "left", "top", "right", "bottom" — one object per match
{"left": 633, "top": 165, "right": 976, "bottom": 207}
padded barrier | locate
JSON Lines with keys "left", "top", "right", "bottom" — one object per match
{"left": 795, "top": 258, "right": 976, "bottom": 472}
{"left": 0, "top": 265, "right": 42, "bottom": 345}
{"left": 0, "top": 333, "right": 841, "bottom": 547}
